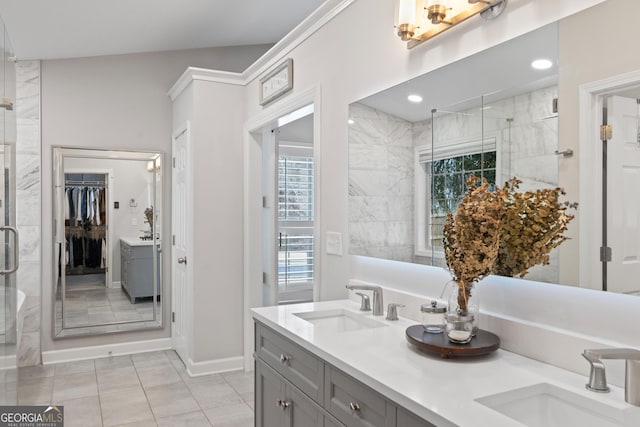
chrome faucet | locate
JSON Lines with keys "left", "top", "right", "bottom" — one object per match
{"left": 354, "top": 292, "right": 371, "bottom": 312}
{"left": 582, "top": 348, "right": 640, "bottom": 406}
{"left": 346, "top": 284, "right": 384, "bottom": 316}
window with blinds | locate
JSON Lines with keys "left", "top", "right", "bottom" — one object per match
{"left": 278, "top": 155, "right": 314, "bottom": 291}
{"left": 428, "top": 151, "right": 497, "bottom": 249}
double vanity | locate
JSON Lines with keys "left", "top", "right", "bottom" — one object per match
{"left": 252, "top": 300, "right": 640, "bottom": 426}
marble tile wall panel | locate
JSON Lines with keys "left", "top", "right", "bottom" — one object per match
{"left": 349, "top": 103, "right": 414, "bottom": 261}
{"left": 16, "top": 60, "right": 41, "bottom": 367}
{"left": 16, "top": 61, "right": 40, "bottom": 121}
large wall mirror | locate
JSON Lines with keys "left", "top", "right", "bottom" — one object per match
{"left": 52, "top": 147, "right": 163, "bottom": 338}
{"left": 349, "top": 0, "right": 640, "bottom": 296}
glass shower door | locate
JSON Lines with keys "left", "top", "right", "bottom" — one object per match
{"left": 0, "top": 20, "right": 18, "bottom": 405}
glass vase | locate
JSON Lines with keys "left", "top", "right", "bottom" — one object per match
{"left": 446, "top": 281, "right": 479, "bottom": 337}
{"left": 444, "top": 312, "right": 474, "bottom": 344}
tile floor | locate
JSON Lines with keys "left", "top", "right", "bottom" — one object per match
{"left": 17, "top": 350, "right": 254, "bottom": 427}
{"left": 56, "top": 274, "right": 161, "bottom": 335}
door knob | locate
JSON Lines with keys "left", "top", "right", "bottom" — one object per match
{"left": 177, "top": 256, "right": 187, "bottom": 265}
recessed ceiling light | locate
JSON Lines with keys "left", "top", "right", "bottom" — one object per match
{"left": 348, "top": 119, "right": 355, "bottom": 125}
{"left": 407, "top": 94, "right": 423, "bottom": 103}
{"left": 531, "top": 59, "right": 553, "bottom": 70}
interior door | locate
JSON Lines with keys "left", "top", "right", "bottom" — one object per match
{"left": 171, "top": 123, "right": 190, "bottom": 362}
{"left": 606, "top": 96, "right": 640, "bottom": 294}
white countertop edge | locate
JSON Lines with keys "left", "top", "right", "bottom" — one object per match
{"left": 251, "top": 300, "right": 636, "bottom": 427}
{"left": 119, "top": 236, "right": 161, "bottom": 246}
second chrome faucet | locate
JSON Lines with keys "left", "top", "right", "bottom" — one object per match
{"left": 346, "top": 284, "right": 384, "bottom": 316}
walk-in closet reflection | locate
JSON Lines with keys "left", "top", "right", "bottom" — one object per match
{"left": 53, "top": 148, "right": 163, "bottom": 338}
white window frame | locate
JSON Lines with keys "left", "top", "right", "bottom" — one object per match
{"left": 414, "top": 134, "right": 501, "bottom": 259}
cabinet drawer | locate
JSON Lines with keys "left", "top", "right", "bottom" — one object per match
{"left": 397, "top": 408, "right": 435, "bottom": 427}
{"left": 255, "top": 322, "right": 324, "bottom": 404}
{"left": 325, "top": 367, "right": 395, "bottom": 427}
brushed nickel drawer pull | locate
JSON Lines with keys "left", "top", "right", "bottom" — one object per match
{"left": 349, "top": 402, "right": 361, "bottom": 412}
{"left": 279, "top": 354, "right": 290, "bottom": 364}
{"left": 277, "top": 399, "right": 290, "bottom": 409}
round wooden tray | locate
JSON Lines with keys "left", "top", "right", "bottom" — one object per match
{"left": 405, "top": 325, "right": 500, "bottom": 359}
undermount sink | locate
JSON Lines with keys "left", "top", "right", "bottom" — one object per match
{"left": 476, "top": 383, "right": 639, "bottom": 427}
{"left": 293, "top": 309, "right": 387, "bottom": 332}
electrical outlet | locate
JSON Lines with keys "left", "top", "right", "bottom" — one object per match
{"left": 131, "top": 217, "right": 138, "bottom": 226}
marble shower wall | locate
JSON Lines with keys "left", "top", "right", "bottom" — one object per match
{"left": 348, "top": 103, "right": 414, "bottom": 262}
{"left": 348, "top": 85, "right": 560, "bottom": 281}
{"left": 16, "top": 60, "right": 41, "bottom": 366}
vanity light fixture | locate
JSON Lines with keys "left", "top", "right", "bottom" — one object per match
{"left": 408, "top": 94, "right": 424, "bottom": 103}
{"left": 147, "top": 159, "right": 160, "bottom": 173}
{"left": 531, "top": 58, "right": 553, "bottom": 70}
{"left": 396, "top": 0, "right": 508, "bottom": 49}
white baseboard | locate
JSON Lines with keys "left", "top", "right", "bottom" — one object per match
{"left": 109, "top": 281, "right": 122, "bottom": 289}
{"left": 185, "top": 355, "right": 244, "bottom": 377}
{"left": 41, "top": 338, "right": 172, "bottom": 365}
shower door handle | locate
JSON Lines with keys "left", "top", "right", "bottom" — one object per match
{"left": 0, "top": 226, "right": 19, "bottom": 274}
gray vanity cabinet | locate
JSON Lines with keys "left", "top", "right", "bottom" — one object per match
{"left": 120, "top": 239, "right": 161, "bottom": 303}
{"left": 256, "top": 359, "right": 324, "bottom": 427}
{"left": 254, "top": 321, "right": 436, "bottom": 427}
{"left": 396, "top": 409, "right": 434, "bottom": 427}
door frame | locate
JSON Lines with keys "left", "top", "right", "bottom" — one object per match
{"left": 171, "top": 121, "right": 193, "bottom": 361}
{"left": 579, "top": 69, "right": 640, "bottom": 290}
{"left": 243, "top": 85, "right": 322, "bottom": 370}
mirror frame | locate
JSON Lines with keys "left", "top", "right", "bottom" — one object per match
{"left": 52, "top": 146, "right": 164, "bottom": 339}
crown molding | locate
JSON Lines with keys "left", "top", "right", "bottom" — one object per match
{"left": 168, "top": 67, "right": 244, "bottom": 101}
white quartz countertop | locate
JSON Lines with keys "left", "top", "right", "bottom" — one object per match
{"left": 119, "top": 237, "right": 160, "bottom": 246}
{"left": 252, "top": 299, "right": 638, "bottom": 427}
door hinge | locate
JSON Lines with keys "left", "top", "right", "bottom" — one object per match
{"left": 552, "top": 97, "right": 558, "bottom": 114}
{"left": 172, "top": 157, "right": 176, "bottom": 168}
{"left": 262, "top": 272, "right": 267, "bottom": 284}
{"left": 600, "top": 246, "right": 612, "bottom": 262}
{"left": 172, "top": 312, "right": 175, "bottom": 322}
{"left": 172, "top": 235, "right": 175, "bottom": 245}
{"left": 600, "top": 124, "right": 612, "bottom": 141}
{"left": 262, "top": 196, "right": 267, "bottom": 208}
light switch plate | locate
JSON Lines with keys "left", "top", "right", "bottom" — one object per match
{"left": 326, "top": 231, "right": 343, "bottom": 256}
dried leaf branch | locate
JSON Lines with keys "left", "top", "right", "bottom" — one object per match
{"left": 443, "top": 176, "right": 504, "bottom": 312}
{"left": 493, "top": 178, "right": 576, "bottom": 278}
{"left": 443, "top": 175, "right": 577, "bottom": 313}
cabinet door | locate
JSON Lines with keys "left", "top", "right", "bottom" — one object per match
{"left": 255, "top": 360, "right": 287, "bottom": 427}
{"left": 289, "top": 385, "right": 324, "bottom": 427}
{"left": 397, "top": 408, "right": 435, "bottom": 427}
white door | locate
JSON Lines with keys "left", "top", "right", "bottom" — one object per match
{"left": 172, "top": 123, "right": 191, "bottom": 362}
{"left": 607, "top": 96, "right": 640, "bottom": 294}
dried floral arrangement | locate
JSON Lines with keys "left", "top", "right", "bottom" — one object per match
{"left": 443, "top": 175, "right": 576, "bottom": 313}
{"left": 443, "top": 176, "right": 504, "bottom": 313}
{"left": 493, "top": 178, "right": 577, "bottom": 278}
{"left": 144, "top": 206, "right": 154, "bottom": 229}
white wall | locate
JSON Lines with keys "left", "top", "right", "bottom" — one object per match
{"left": 40, "top": 45, "right": 270, "bottom": 354}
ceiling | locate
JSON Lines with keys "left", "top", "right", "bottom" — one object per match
{"left": 0, "top": 0, "right": 326, "bottom": 60}
{"left": 357, "top": 23, "right": 559, "bottom": 123}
